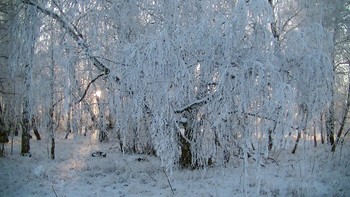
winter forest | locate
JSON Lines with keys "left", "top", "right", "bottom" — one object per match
{"left": 0, "top": 0, "right": 349, "bottom": 196}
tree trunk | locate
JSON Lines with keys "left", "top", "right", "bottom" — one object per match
{"left": 51, "top": 136, "right": 55, "bottom": 160}
{"left": 21, "top": 115, "right": 30, "bottom": 155}
{"left": 49, "top": 106, "right": 55, "bottom": 160}
{"left": 0, "top": 130, "right": 9, "bottom": 157}
{"left": 21, "top": 99, "right": 30, "bottom": 155}
{"left": 179, "top": 126, "right": 192, "bottom": 169}
{"left": 0, "top": 144, "right": 4, "bottom": 157}
{"left": 65, "top": 109, "right": 72, "bottom": 139}
{"left": 32, "top": 117, "right": 41, "bottom": 140}
{"left": 313, "top": 122, "right": 317, "bottom": 147}
{"left": 292, "top": 104, "right": 308, "bottom": 154}
{"left": 326, "top": 100, "right": 335, "bottom": 145}
{"left": 320, "top": 114, "right": 325, "bottom": 144}
{"left": 268, "top": 0, "right": 279, "bottom": 41}
{"left": 332, "top": 67, "right": 350, "bottom": 152}
{"left": 292, "top": 130, "right": 301, "bottom": 154}
{"left": 33, "top": 128, "right": 41, "bottom": 140}
{"left": 268, "top": 122, "right": 276, "bottom": 152}
{"left": 49, "top": 48, "right": 55, "bottom": 159}
{"left": 97, "top": 97, "right": 108, "bottom": 142}
{"left": 268, "top": 129, "right": 273, "bottom": 151}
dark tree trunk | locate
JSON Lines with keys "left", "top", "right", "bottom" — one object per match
{"left": 268, "top": 122, "right": 276, "bottom": 152}
{"left": 313, "top": 123, "right": 317, "bottom": 147}
{"left": 326, "top": 89, "right": 335, "bottom": 146}
{"left": 292, "top": 104, "right": 308, "bottom": 154}
{"left": 320, "top": 114, "right": 325, "bottom": 144}
{"left": 268, "top": 129, "right": 273, "bottom": 151}
{"left": 31, "top": 118, "right": 41, "bottom": 140}
{"left": 332, "top": 74, "right": 350, "bottom": 152}
{"left": 49, "top": 48, "right": 55, "bottom": 160}
{"left": 33, "top": 128, "right": 41, "bottom": 140}
{"left": 0, "top": 144, "right": 3, "bottom": 157}
{"left": 65, "top": 109, "right": 72, "bottom": 139}
{"left": 21, "top": 106, "right": 30, "bottom": 155}
{"left": 292, "top": 130, "right": 301, "bottom": 154}
{"left": 97, "top": 97, "right": 108, "bottom": 143}
{"left": 179, "top": 128, "right": 192, "bottom": 169}
{"left": 49, "top": 108, "right": 55, "bottom": 160}
{"left": 0, "top": 130, "right": 9, "bottom": 157}
{"left": 99, "top": 130, "right": 108, "bottom": 143}
{"left": 21, "top": 130, "right": 30, "bottom": 154}
{"left": 51, "top": 137, "right": 55, "bottom": 160}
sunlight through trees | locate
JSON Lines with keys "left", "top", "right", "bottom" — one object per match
{"left": 0, "top": 0, "right": 348, "bottom": 173}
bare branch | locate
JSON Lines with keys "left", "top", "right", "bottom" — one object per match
{"left": 281, "top": 8, "right": 303, "bottom": 33}
{"left": 76, "top": 73, "right": 105, "bottom": 103}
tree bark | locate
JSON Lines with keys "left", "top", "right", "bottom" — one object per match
{"left": 268, "top": 0, "right": 280, "bottom": 41}
{"left": 49, "top": 47, "right": 55, "bottom": 159}
{"left": 21, "top": 64, "right": 31, "bottom": 155}
{"left": 292, "top": 104, "right": 308, "bottom": 154}
{"left": 292, "top": 129, "right": 301, "bottom": 154}
{"left": 51, "top": 136, "right": 55, "bottom": 160}
{"left": 179, "top": 125, "right": 193, "bottom": 169}
{"left": 320, "top": 114, "right": 325, "bottom": 144}
{"left": 31, "top": 117, "right": 41, "bottom": 140}
{"left": 313, "top": 122, "right": 317, "bottom": 147}
{"left": 21, "top": 110, "right": 30, "bottom": 155}
{"left": 64, "top": 109, "right": 72, "bottom": 139}
{"left": 332, "top": 63, "right": 350, "bottom": 152}
{"left": 97, "top": 97, "right": 108, "bottom": 142}
{"left": 326, "top": 97, "right": 335, "bottom": 145}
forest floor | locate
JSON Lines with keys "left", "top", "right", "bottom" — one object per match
{"left": 0, "top": 133, "right": 349, "bottom": 197}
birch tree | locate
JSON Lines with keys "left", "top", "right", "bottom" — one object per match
{"left": 3, "top": 0, "right": 345, "bottom": 172}
{"left": 324, "top": 0, "right": 350, "bottom": 152}
{"left": 7, "top": 2, "right": 42, "bottom": 155}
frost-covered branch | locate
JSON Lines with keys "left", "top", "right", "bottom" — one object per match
{"left": 174, "top": 97, "right": 209, "bottom": 113}
{"left": 175, "top": 96, "right": 299, "bottom": 130}
{"left": 22, "top": 0, "right": 113, "bottom": 77}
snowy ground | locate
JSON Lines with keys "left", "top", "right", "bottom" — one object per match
{"left": 1, "top": 134, "right": 349, "bottom": 197}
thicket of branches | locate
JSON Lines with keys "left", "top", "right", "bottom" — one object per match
{"left": 0, "top": 0, "right": 349, "bottom": 171}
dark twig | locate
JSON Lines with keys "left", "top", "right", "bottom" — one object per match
{"left": 52, "top": 185, "right": 59, "bottom": 197}
{"left": 146, "top": 171, "right": 157, "bottom": 182}
{"left": 266, "top": 156, "right": 279, "bottom": 166}
{"left": 162, "top": 167, "right": 175, "bottom": 195}
{"left": 76, "top": 73, "right": 105, "bottom": 103}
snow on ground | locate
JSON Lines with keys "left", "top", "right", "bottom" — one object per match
{"left": 1, "top": 134, "right": 349, "bottom": 197}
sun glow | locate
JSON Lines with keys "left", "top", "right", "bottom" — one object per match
{"left": 95, "top": 90, "right": 102, "bottom": 98}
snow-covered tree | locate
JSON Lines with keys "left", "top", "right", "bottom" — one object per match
{"left": 3, "top": 0, "right": 346, "bottom": 171}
